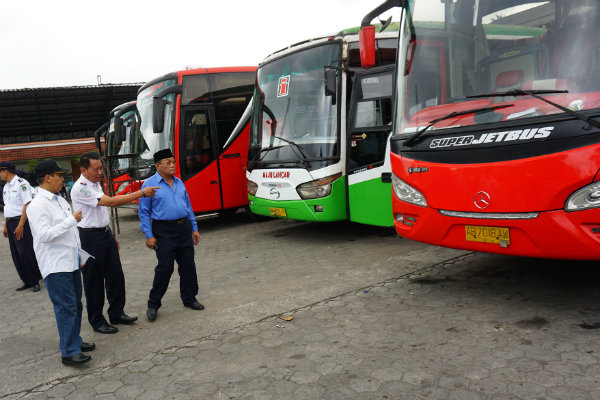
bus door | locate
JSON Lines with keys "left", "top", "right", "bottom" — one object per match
{"left": 347, "top": 66, "right": 394, "bottom": 227}
{"left": 179, "top": 106, "right": 222, "bottom": 212}
{"left": 214, "top": 97, "right": 252, "bottom": 210}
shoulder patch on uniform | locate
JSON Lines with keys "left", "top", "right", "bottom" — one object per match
{"left": 21, "top": 185, "right": 28, "bottom": 191}
{"left": 80, "top": 187, "right": 92, "bottom": 196}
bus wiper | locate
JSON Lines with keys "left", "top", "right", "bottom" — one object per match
{"left": 468, "top": 89, "right": 600, "bottom": 129}
{"left": 404, "top": 104, "right": 513, "bottom": 147}
{"left": 249, "top": 145, "right": 285, "bottom": 163}
{"left": 272, "top": 135, "right": 311, "bottom": 168}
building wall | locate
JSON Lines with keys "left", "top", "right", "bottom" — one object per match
{"left": 0, "top": 138, "right": 103, "bottom": 174}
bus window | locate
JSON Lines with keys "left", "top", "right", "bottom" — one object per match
{"left": 214, "top": 97, "right": 250, "bottom": 150}
{"left": 349, "top": 70, "right": 394, "bottom": 171}
{"left": 183, "top": 75, "right": 211, "bottom": 104}
{"left": 180, "top": 109, "right": 214, "bottom": 179}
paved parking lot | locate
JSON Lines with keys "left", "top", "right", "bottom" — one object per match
{"left": 1, "top": 209, "right": 600, "bottom": 399}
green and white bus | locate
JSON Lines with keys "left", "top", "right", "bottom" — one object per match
{"left": 247, "top": 26, "right": 398, "bottom": 226}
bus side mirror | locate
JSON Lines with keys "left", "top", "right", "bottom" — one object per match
{"left": 359, "top": 25, "right": 376, "bottom": 69}
{"left": 152, "top": 97, "right": 170, "bottom": 133}
{"left": 93, "top": 122, "right": 107, "bottom": 156}
{"left": 113, "top": 117, "right": 124, "bottom": 145}
{"left": 325, "top": 69, "right": 336, "bottom": 97}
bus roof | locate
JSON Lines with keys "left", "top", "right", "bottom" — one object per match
{"left": 261, "top": 24, "right": 399, "bottom": 66}
{"left": 138, "top": 66, "right": 257, "bottom": 94}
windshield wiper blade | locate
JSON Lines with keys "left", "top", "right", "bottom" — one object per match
{"left": 468, "top": 89, "right": 567, "bottom": 98}
{"left": 248, "top": 145, "right": 285, "bottom": 163}
{"left": 468, "top": 89, "right": 600, "bottom": 129}
{"left": 272, "top": 135, "right": 311, "bottom": 168}
{"left": 404, "top": 104, "right": 513, "bottom": 147}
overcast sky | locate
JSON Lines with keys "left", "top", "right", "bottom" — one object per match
{"left": 0, "top": 0, "right": 396, "bottom": 90}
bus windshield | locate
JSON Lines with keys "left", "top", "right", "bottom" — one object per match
{"left": 134, "top": 79, "right": 177, "bottom": 162}
{"left": 251, "top": 43, "right": 341, "bottom": 170}
{"left": 397, "top": 0, "right": 600, "bottom": 134}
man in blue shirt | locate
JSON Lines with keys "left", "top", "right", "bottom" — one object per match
{"left": 138, "top": 149, "right": 203, "bottom": 322}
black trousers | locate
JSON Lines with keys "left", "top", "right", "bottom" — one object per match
{"left": 148, "top": 220, "right": 198, "bottom": 309}
{"left": 6, "top": 218, "right": 41, "bottom": 287}
{"left": 79, "top": 228, "right": 126, "bottom": 328}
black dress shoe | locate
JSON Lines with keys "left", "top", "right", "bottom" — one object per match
{"left": 16, "top": 283, "right": 31, "bottom": 291}
{"left": 109, "top": 314, "right": 138, "bottom": 325}
{"left": 93, "top": 324, "right": 118, "bottom": 334}
{"left": 81, "top": 342, "right": 95, "bottom": 352}
{"left": 61, "top": 352, "right": 91, "bottom": 366}
{"left": 32, "top": 284, "right": 40, "bottom": 292}
{"left": 147, "top": 308, "right": 157, "bottom": 322}
{"left": 184, "top": 301, "right": 205, "bottom": 310}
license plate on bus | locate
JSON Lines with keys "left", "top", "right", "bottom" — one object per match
{"left": 269, "top": 207, "right": 287, "bottom": 217}
{"left": 465, "top": 225, "right": 510, "bottom": 246}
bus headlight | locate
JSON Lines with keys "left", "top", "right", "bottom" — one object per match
{"left": 247, "top": 180, "right": 258, "bottom": 196}
{"left": 392, "top": 173, "right": 427, "bottom": 207}
{"left": 116, "top": 182, "right": 129, "bottom": 194}
{"left": 565, "top": 181, "right": 600, "bottom": 211}
{"left": 296, "top": 173, "right": 341, "bottom": 200}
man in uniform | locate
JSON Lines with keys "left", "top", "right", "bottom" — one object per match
{"left": 1, "top": 161, "right": 41, "bottom": 292}
{"left": 27, "top": 160, "right": 95, "bottom": 366}
{"left": 138, "top": 149, "right": 203, "bottom": 322}
{"left": 71, "top": 152, "right": 159, "bottom": 334}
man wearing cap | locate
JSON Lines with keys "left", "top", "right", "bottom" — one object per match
{"left": 26, "top": 160, "right": 95, "bottom": 366}
{"left": 71, "top": 152, "right": 159, "bottom": 334}
{"left": 138, "top": 149, "right": 203, "bottom": 322}
{"left": 1, "top": 161, "right": 41, "bottom": 292}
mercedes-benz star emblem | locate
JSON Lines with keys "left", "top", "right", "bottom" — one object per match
{"left": 270, "top": 188, "right": 280, "bottom": 200}
{"left": 474, "top": 191, "right": 491, "bottom": 209}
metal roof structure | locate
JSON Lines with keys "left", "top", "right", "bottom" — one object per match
{"left": 0, "top": 84, "right": 142, "bottom": 145}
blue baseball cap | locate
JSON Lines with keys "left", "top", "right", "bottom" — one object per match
{"left": 34, "top": 160, "right": 69, "bottom": 178}
{"left": 0, "top": 161, "right": 16, "bottom": 172}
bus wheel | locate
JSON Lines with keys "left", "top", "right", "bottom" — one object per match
{"left": 219, "top": 208, "right": 239, "bottom": 220}
{"left": 244, "top": 205, "right": 271, "bottom": 222}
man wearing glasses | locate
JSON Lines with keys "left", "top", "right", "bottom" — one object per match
{"left": 138, "top": 149, "right": 203, "bottom": 322}
{"left": 71, "top": 152, "right": 159, "bottom": 334}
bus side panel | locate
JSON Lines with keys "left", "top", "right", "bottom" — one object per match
{"left": 184, "top": 162, "right": 222, "bottom": 213}
{"left": 219, "top": 125, "right": 250, "bottom": 209}
{"left": 348, "top": 178, "right": 394, "bottom": 227}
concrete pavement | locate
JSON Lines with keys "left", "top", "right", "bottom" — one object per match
{"left": 2, "top": 209, "right": 600, "bottom": 399}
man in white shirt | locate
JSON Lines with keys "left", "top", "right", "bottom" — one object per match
{"left": 26, "top": 160, "right": 95, "bottom": 366}
{"left": 1, "top": 161, "right": 41, "bottom": 292}
{"left": 71, "top": 152, "right": 159, "bottom": 334}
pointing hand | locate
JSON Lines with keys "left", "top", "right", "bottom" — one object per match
{"left": 141, "top": 187, "right": 161, "bottom": 198}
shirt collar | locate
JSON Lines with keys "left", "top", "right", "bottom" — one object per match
{"left": 8, "top": 175, "right": 20, "bottom": 186}
{"left": 37, "top": 187, "right": 57, "bottom": 201}
{"left": 79, "top": 174, "right": 98, "bottom": 187}
{"left": 155, "top": 171, "right": 178, "bottom": 184}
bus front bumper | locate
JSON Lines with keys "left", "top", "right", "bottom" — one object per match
{"left": 393, "top": 200, "right": 600, "bottom": 260}
{"left": 248, "top": 195, "right": 347, "bottom": 222}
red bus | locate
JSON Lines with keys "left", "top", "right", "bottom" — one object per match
{"left": 361, "top": 0, "right": 600, "bottom": 260}
{"left": 94, "top": 101, "right": 143, "bottom": 199}
{"left": 132, "top": 67, "right": 255, "bottom": 216}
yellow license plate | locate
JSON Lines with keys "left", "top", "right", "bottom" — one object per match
{"left": 465, "top": 225, "right": 510, "bottom": 245}
{"left": 269, "top": 207, "right": 287, "bottom": 217}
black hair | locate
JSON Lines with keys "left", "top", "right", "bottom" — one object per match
{"left": 79, "top": 152, "right": 101, "bottom": 169}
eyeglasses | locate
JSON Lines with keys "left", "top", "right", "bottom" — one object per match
{"left": 159, "top": 159, "right": 176, "bottom": 166}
